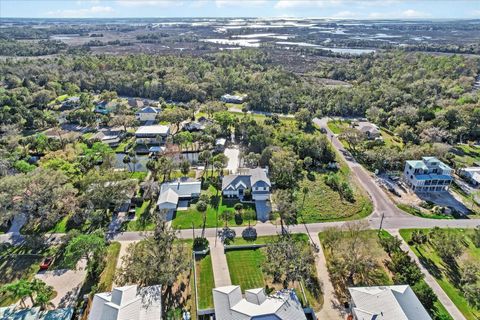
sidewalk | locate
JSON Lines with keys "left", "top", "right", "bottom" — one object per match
{"left": 388, "top": 229, "right": 466, "bottom": 320}
{"left": 310, "top": 235, "right": 344, "bottom": 320}
{"left": 207, "top": 237, "right": 231, "bottom": 287}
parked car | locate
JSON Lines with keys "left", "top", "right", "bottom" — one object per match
{"left": 39, "top": 257, "right": 53, "bottom": 270}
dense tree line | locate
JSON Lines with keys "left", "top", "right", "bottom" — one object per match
{"left": 0, "top": 40, "right": 67, "bottom": 56}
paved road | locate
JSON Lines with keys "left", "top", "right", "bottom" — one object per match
{"left": 313, "top": 117, "right": 408, "bottom": 220}
{"left": 388, "top": 229, "right": 467, "bottom": 320}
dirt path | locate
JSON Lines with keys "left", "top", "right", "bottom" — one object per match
{"left": 310, "top": 235, "right": 344, "bottom": 320}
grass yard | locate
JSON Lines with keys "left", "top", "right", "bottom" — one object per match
{"left": 226, "top": 248, "right": 265, "bottom": 291}
{"left": 97, "top": 242, "right": 121, "bottom": 292}
{"left": 195, "top": 254, "right": 215, "bottom": 310}
{"left": 225, "top": 235, "right": 322, "bottom": 311}
{"left": 297, "top": 171, "right": 373, "bottom": 222}
{"left": 228, "top": 233, "right": 309, "bottom": 246}
{"left": 172, "top": 185, "right": 256, "bottom": 229}
{"left": 399, "top": 228, "right": 480, "bottom": 320}
{"left": 125, "top": 200, "right": 155, "bottom": 231}
{"left": 379, "top": 128, "right": 403, "bottom": 148}
{"left": 114, "top": 137, "right": 134, "bottom": 153}
{"left": 327, "top": 120, "right": 350, "bottom": 134}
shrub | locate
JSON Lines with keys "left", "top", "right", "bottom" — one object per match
{"left": 193, "top": 237, "right": 209, "bottom": 251}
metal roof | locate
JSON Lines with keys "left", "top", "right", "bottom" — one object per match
{"left": 349, "top": 285, "right": 431, "bottom": 320}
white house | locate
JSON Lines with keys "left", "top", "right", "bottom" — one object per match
{"left": 348, "top": 285, "right": 432, "bottom": 320}
{"left": 356, "top": 121, "right": 381, "bottom": 140}
{"left": 222, "top": 167, "right": 271, "bottom": 201}
{"left": 213, "top": 286, "right": 306, "bottom": 320}
{"left": 403, "top": 157, "right": 453, "bottom": 192}
{"left": 157, "top": 180, "right": 201, "bottom": 210}
{"left": 458, "top": 167, "right": 480, "bottom": 186}
{"left": 135, "top": 125, "right": 170, "bottom": 145}
{"left": 135, "top": 106, "right": 160, "bottom": 122}
{"left": 88, "top": 285, "right": 162, "bottom": 320}
{"left": 221, "top": 94, "right": 246, "bottom": 104}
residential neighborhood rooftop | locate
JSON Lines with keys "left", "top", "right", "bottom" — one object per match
{"left": 349, "top": 285, "right": 432, "bottom": 320}
{"left": 88, "top": 285, "right": 162, "bottom": 320}
{"left": 213, "top": 285, "right": 306, "bottom": 320}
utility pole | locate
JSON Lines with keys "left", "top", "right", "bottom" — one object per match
{"left": 378, "top": 211, "right": 385, "bottom": 235}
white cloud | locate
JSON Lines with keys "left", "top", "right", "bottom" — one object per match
{"left": 472, "top": 10, "right": 480, "bottom": 17}
{"left": 274, "top": 0, "right": 343, "bottom": 9}
{"left": 368, "top": 9, "right": 431, "bottom": 19}
{"left": 47, "top": 6, "right": 114, "bottom": 18}
{"left": 215, "top": 0, "right": 268, "bottom": 8}
{"left": 331, "top": 10, "right": 358, "bottom": 19}
{"left": 116, "top": 0, "right": 181, "bottom": 7}
{"left": 401, "top": 9, "right": 430, "bottom": 18}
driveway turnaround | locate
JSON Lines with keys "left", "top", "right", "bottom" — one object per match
{"left": 34, "top": 260, "right": 87, "bottom": 308}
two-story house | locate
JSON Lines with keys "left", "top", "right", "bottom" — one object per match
{"left": 222, "top": 167, "right": 271, "bottom": 201}
{"left": 403, "top": 156, "right": 453, "bottom": 192}
{"left": 135, "top": 125, "right": 170, "bottom": 145}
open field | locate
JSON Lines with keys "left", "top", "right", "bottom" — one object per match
{"left": 400, "top": 228, "right": 480, "bottom": 320}
{"left": 297, "top": 171, "right": 373, "bottom": 222}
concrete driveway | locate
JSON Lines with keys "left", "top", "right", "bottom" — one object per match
{"left": 255, "top": 200, "right": 271, "bottom": 222}
{"left": 224, "top": 147, "right": 240, "bottom": 174}
{"left": 35, "top": 260, "right": 87, "bottom": 308}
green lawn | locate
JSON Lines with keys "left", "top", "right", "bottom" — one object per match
{"left": 195, "top": 254, "right": 215, "bottom": 310}
{"left": 226, "top": 249, "right": 265, "bottom": 291}
{"left": 396, "top": 203, "right": 455, "bottom": 220}
{"left": 228, "top": 233, "right": 309, "bottom": 246}
{"left": 172, "top": 186, "right": 256, "bottom": 229}
{"left": 400, "top": 228, "right": 480, "bottom": 320}
{"left": 97, "top": 242, "right": 121, "bottom": 292}
{"left": 297, "top": 171, "right": 373, "bottom": 222}
{"left": 125, "top": 200, "right": 155, "bottom": 231}
{"left": 327, "top": 120, "right": 350, "bottom": 134}
{"left": 225, "top": 235, "right": 322, "bottom": 311}
{"left": 114, "top": 137, "right": 134, "bottom": 153}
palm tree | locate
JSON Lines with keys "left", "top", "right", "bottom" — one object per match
{"left": 123, "top": 154, "right": 131, "bottom": 172}
{"left": 141, "top": 180, "right": 160, "bottom": 201}
{"left": 272, "top": 189, "right": 297, "bottom": 235}
{"left": 199, "top": 150, "right": 212, "bottom": 179}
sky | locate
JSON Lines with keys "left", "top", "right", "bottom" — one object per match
{"left": 1, "top": 0, "right": 480, "bottom": 19}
